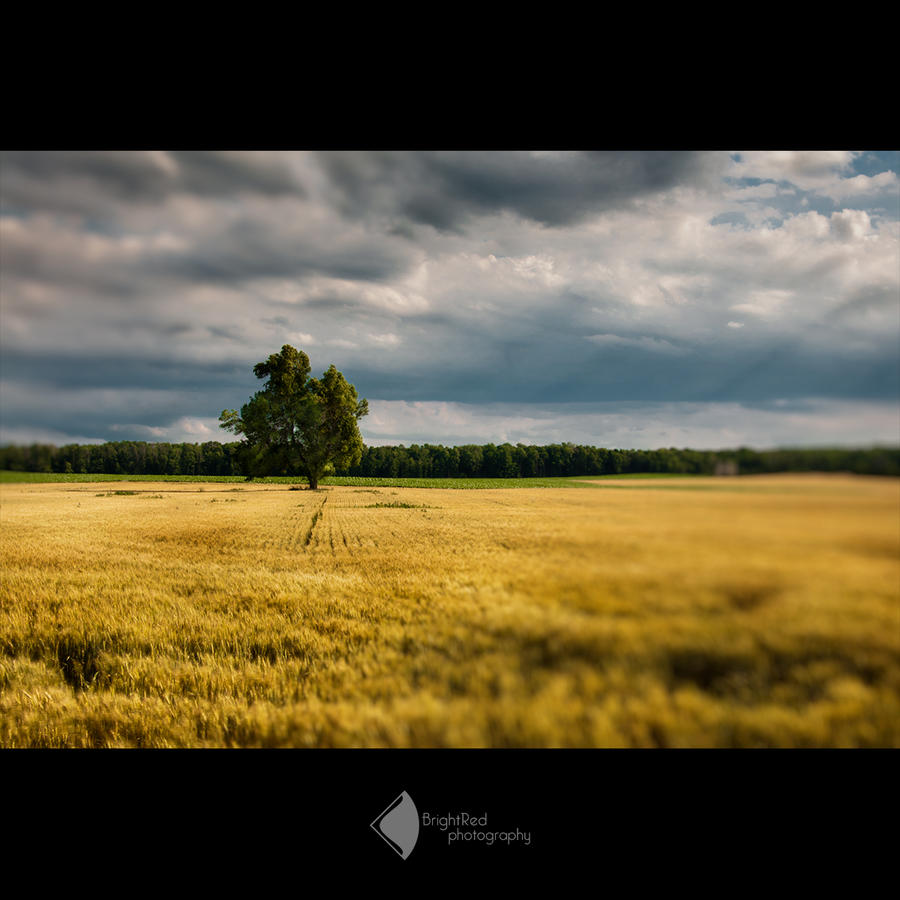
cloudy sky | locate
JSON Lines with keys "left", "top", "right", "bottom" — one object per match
{"left": 1, "top": 150, "right": 898, "bottom": 450}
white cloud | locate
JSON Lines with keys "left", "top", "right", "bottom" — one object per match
{"left": 823, "top": 170, "right": 899, "bottom": 201}
{"left": 728, "top": 151, "right": 899, "bottom": 204}
{"left": 361, "top": 399, "right": 900, "bottom": 450}
{"left": 830, "top": 209, "right": 872, "bottom": 241}
{"left": 731, "top": 289, "right": 793, "bottom": 319}
{"left": 173, "top": 416, "right": 214, "bottom": 436}
{"left": 107, "top": 417, "right": 233, "bottom": 443}
{"left": 729, "top": 150, "right": 859, "bottom": 192}
{"left": 368, "top": 332, "right": 401, "bottom": 347}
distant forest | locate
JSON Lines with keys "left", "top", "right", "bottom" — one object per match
{"left": 1, "top": 441, "right": 898, "bottom": 478}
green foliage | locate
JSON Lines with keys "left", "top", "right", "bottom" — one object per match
{"left": 219, "top": 346, "right": 368, "bottom": 489}
{"left": 0, "top": 471, "right": 633, "bottom": 488}
{"left": 1, "top": 440, "right": 898, "bottom": 482}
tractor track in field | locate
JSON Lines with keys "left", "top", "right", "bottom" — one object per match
{"left": 302, "top": 495, "right": 327, "bottom": 549}
{"left": 330, "top": 515, "right": 355, "bottom": 558}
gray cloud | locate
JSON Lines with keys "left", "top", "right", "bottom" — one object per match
{"left": 0, "top": 198, "right": 416, "bottom": 298}
{"left": 316, "top": 150, "right": 724, "bottom": 231}
{"left": 1, "top": 150, "right": 897, "bottom": 448}
{"left": 0, "top": 150, "right": 304, "bottom": 219}
{"left": 156, "top": 217, "right": 414, "bottom": 285}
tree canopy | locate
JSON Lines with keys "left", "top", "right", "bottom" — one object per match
{"left": 219, "top": 345, "right": 368, "bottom": 489}
{"left": 3, "top": 440, "right": 899, "bottom": 479}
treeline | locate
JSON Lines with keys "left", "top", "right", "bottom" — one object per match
{"left": 0, "top": 441, "right": 243, "bottom": 476}
{"left": 2, "top": 441, "right": 899, "bottom": 477}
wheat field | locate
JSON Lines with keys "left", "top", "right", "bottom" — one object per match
{"left": 1, "top": 474, "right": 898, "bottom": 747}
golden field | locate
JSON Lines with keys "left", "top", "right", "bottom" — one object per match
{"left": 1, "top": 474, "right": 898, "bottom": 747}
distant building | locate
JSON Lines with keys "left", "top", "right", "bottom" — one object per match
{"left": 713, "top": 460, "right": 739, "bottom": 476}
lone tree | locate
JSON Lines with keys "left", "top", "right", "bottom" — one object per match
{"left": 219, "top": 345, "right": 368, "bottom": 489}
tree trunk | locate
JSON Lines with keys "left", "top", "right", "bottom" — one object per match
{"left": 307, "top": 473, "right": 318, "bottom": 490}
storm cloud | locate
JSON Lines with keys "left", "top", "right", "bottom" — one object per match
{"left": 0, "top": 151, "right": 305, "bottom": 218}
{"left": 1, "top": 150, "right": 898, "bottom": 448}
{"left": 315, "top": 150, "right": 725, "bottom": 230}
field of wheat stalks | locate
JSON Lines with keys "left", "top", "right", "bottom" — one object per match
{"left": 1, "top": 474, "right": 898, "bottom": 747}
